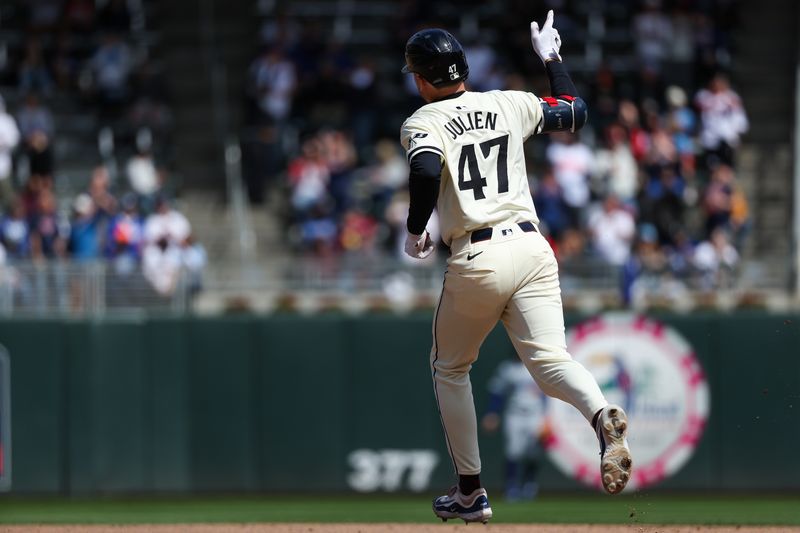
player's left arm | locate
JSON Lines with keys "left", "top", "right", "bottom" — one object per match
{"left": 407, "top": 152, "right": 441, "bottom": 236}
{"left": 530, "top": 10, "right": 588, "bottom": 134}
{"left": 400, "top": 118, "right": 444, "bottom": 259}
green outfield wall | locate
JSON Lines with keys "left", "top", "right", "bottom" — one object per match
{"left": 1, "top": 312, "right": 798, "bottom": 495}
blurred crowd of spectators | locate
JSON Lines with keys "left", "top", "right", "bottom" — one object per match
{"left": 0, "top": 0, "right": 198, "bottom": 298}
{"left": 0, "top": 0, "right": 750, "bottom": 304}
{"left": 0, "top": 131, "right": 205, "bottom": 297}
{"left": 243, "top": 0, "right": 748, "bottom": 301}
{"left": 542, "top": 71, "right": 748, "bottom": 306}
{"left": 0, "top": 0, "right": 173, "bottom": 139}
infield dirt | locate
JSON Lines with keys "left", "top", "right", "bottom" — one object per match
{"left": 2, "top": 525, "right": 799, "bottom": 532}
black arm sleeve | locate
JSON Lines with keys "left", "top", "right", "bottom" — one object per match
{"left": 546, "top": 61, "right": 577, "bottom": 97}
{"left": 406, "top": 151, "right": 442, "bottom": 235}
{"left": 538, "top": 60, "right": 587, "bottom": 133}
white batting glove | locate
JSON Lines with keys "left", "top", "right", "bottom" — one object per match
{"left": 404, "top": 231, "right": 435, "bottom": 259}
{"left": 530, "top": 10, "right": 562, "bottom": 64}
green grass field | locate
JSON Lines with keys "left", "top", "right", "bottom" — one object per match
{"left": 1, "top": 494, "right": 799, "bottom": 525}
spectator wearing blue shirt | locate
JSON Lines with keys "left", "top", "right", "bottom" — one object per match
{"left": 68, "top": 194, "right": 104, "bottom": 261}
{"left": 532, "top": 169, "right": 569, "bottom": 241}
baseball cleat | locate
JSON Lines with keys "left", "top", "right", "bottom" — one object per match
{"left": 432, "top": 485, "right": 493, "bottom": 524}
{"left": 596, "top": 404, "right": 633, "bottom": 494}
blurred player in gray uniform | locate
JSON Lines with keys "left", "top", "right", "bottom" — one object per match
{"left": 482, "top": 358, "right": 549, "bottom": 501}
{"left": 399, "top": 11, "right": 632, "bottom": 524}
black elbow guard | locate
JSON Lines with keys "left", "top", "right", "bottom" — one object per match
{"left": 538, "top": 95, "right": 588, "bottom": 133}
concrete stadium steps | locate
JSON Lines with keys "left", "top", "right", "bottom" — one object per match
{"left": 733, "top": 3, "right": 796, "bottom": 145}
{"left": 178, "top": 190, "right": 285, "bottom": 260}
{"left": 731, "top": 0, "right": 797, "bottom": 287}
{"left": 160, "top": 0, "right": 255, "bottom": 188}
{"left": 736, "top": 145, "right": 792, "bottom": 257}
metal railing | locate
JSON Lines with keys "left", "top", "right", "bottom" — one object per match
{"left": 194, "top": 253, "right": 624, "bottom": 314}
{"left": 0, "top": 254, "right": 794, "bottom": 317}
{"left": 0, "top": 261, "right": 190, "bottom": 317}
{"left": 195, "top": 253, "right": 797, "bottom": 314}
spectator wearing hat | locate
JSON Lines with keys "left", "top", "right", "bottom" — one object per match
{"left": 68, "top": 193, "right": 103, "bottom": 261}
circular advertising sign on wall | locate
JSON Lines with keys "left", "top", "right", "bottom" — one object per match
{"left": 545, "top": 314, "right": 710, "bottom": 491}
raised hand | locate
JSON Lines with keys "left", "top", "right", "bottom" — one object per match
{"left": 530, "top": 10, "right": 562, "bottom": 64}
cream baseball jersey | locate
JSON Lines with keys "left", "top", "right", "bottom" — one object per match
{"left": 400, "top": 90, "right": 544, "bottom": 245}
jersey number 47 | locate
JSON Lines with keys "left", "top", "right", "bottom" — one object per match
{"left": 457, "top": 134, "right": 509, "bottom": 200}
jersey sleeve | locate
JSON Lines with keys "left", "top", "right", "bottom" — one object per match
{"left": 400, "top": 115, "right": 446, "bottom": 162}
{"left": 504, "top": 90, "right": 544, "bottom": 140}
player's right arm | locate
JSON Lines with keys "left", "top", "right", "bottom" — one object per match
{"left": 529, "top": 10, "right": 588, "bottom": 134}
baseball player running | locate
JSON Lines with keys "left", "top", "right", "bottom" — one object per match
{"left": 399, "top": 11, "right": 632, "bottom": 524}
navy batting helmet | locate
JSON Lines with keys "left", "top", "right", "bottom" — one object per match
{"left": 401, "top": 29, "right": 469, "bottom": 87}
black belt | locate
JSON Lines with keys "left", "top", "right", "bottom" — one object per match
{"left": 470, "top": 221, "right": 537, "bottom": 243}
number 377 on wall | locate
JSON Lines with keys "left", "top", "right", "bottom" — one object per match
{"left": 347, "top": 449, "right": 439, "bottom": 492}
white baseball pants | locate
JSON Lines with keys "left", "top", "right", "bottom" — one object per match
{"left": 430, "top": 223, "right": 608, "bottom": 475}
